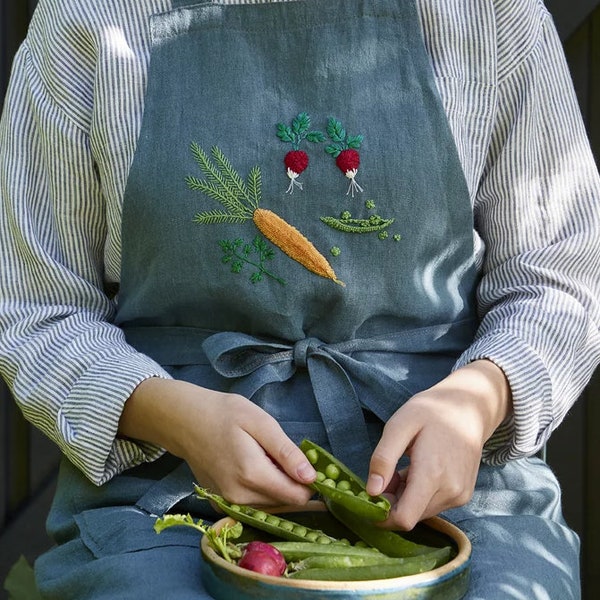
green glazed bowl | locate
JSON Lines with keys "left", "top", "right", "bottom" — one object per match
{"left": 200, "top": 503, "right": 471, "bottom": 600}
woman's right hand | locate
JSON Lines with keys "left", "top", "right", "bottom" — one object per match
{"left": 118, "top": 377, "right": 316, "bottom": 506}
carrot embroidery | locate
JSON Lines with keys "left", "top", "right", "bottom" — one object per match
{"left": 277, "top": 112, "right": 325, "bottom": 194}
{"left": 187, "top": 143, "right": 344, "bottom": 286}
{"left": 325, "top": 118, "right": 364, "bottom": 197}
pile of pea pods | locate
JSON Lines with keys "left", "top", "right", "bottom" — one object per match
{"left": 194, "top": 439, "right": 454, "bottom": 581}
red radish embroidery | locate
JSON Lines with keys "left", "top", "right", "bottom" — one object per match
{"left": 277, "top": 112, "right": 325, "bottom": 193}
{"left": 325, "top": 118, "right": 364, "bottom": 197}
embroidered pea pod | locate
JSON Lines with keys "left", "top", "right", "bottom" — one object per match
{"left": 299, "top": 439, "right": 391, "bottom": 522}
{"left": 326, "top": 499, "right": 449, "bottom": 559}
{"left": 193, "top": 486, "right": 339, "bottom": 544}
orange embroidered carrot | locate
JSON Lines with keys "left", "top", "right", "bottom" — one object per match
{"left": 187, "top": 143, "right": 344, "bottom": 286}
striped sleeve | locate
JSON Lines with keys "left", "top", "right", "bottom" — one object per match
{"left": 455, "top": 6, "right": 600, "bottom": 462}
{"left": 0, "top": 42, "right": 169, "bottom": 485}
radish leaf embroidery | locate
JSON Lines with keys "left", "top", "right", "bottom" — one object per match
{"left": 325, "top": 118, "right": 364, "bottom": 197}
{"left": 277, "top": 112, "right": 325, "bottom": 193}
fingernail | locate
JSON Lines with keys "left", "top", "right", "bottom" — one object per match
{"left": 367, "top": 474, "right": 384, "bottom": 495}
{"left": 297, "top": 461, "right": 316, "bottom": 482}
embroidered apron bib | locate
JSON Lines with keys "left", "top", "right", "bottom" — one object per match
{"left": 36, "top": 2, "right": 581, "bottom": 598}
{"left": 115, "top": 0, "right": 479, "bottom": 476}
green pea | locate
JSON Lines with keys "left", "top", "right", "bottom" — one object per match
{"left": 324, "top": 463, "right": 341, "bottom": 481}
{"left": 265, "top": 515, "right": 281, "bottom": 526}
{"left": 279, "top": 521, "right": 294, "bottom": 532}
{"left": 357, "top": 491, "right": 370, "bottom": 500}
{"left": 252, "top": 510, "right": 268, "bottom": 521}
{"left": 229, "top": 504, "right": 241, "bottom": 512}
{"left": 304, "top": 532, "right": 319, "bottom": 542}
{"left": 316, "top": 536, "right": 333, "bottom": 544}
{"left": 315, "top": 471, "right": 326, "bottom": 483}
{"left": 322, "top": 478, "right": 337, "bottom": 488}
{"left": 292, "top": 525, "right": 308, "bottom": 537}
{"left": 336, "top": 479, "right": 351, "bottom": 491}
{"left": 305, "top": 448, "right": 319, "bottom": 465}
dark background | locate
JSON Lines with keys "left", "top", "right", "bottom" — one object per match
{"left": 1, "top": 0, "right": 599, "bottom": 597}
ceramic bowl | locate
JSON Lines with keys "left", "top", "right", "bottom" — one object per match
{"left": 200, "top": 502, "right": 471, "bottom": 600}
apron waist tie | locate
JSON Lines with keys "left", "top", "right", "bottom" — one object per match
{"left": 135, "top": 461, "right": 195, "bottom": 516}
{"left": 124, "top": 319, "right": 476, "bottom": 475}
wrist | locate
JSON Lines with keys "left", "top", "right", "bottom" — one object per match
{"left": 429, "top": 359, "right": 513, "bottom": 442}
{"left": 118, "top": 377, "right": 199, "bottom": 458}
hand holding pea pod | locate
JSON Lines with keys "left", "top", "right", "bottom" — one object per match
{"left": 125, "top": 378, "right": 317, "bottom": 507}
{"left": 299, "top": 439, "right": 391, "bottom": 522}
{"left": 366, "top": 360, "right": 512, "bottom": 530}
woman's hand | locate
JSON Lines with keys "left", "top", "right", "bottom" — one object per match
{"left": 366, "top": 359, "right": 513, "bottom": 530}
{"left": 118, "top": 378, "right": 316, "bottom": 506}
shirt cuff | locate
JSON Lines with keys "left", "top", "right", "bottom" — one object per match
{"left": 56, "top": 350, "right": 172, "bottom": 485}
{"left": 453, "top": 331, "right": 554, "bottom": 464}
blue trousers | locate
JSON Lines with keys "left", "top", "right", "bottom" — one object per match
{"left": 34, "top": 455, "right": 580, "bottom": 600}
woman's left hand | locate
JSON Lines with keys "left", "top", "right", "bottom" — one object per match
{"left": 366, "top": 359, "right": 512, "bottom": 530}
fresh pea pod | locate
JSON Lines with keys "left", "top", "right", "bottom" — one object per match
{"left": 300, "top": 439, "right": 390, "bottom": 522}
{"left": 194, "top": 486, "right": 338, "bottom": 544}
{"left": 288, "top": 546, "right": 452, "bottom": 571}
{"left": 287, "top": 557, "right": 438, "bottom": 580}
{"left": 326, "top": 499, "right": 448, "bottom": 560}
{"left": 270, "top": 541, "right": 383, "bottom": 561}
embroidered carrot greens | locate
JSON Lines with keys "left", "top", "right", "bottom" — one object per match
{"left": 187, "top": 143, "right": 344, "bottom": 286}
{"left": 220, "top": 236, "right": 286, "bottom": 285}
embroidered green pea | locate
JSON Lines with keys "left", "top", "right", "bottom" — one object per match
{"left": 299, "top": 439, "right": 391, "bottom": 522}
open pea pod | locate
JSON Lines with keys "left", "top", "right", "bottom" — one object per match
{"left": 194, "top": 486, "right": 339, "bottom": 544}
{"left": 326, "top": 498, "right": 452, "bottom": 562}
{"left": 300, "top": 439, "right": 390, "bottom": 522}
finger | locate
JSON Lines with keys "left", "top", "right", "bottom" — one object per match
{"left": 366, "top": 417, "right": 419, "bottom": 496}
{"left": 243, "top": 413, "right": 316, "bottom": 485}
{"left": 387, "top": 461, "right": 439, "bottom": 530}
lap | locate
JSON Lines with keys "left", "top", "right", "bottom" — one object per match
{"left": 34, "top": 456, "right": 580, "bottom": 600}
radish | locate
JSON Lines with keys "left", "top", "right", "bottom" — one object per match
{"left": 325, "top": 118, "right": 364, "bottom": 197}
{"left": 238, "top": 541, "right": 287, "bottom": 576}
{"left": 277, "top": 112, "right": 325, "bottom": 193}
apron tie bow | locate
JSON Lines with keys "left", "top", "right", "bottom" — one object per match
{"left": 292, "top": 336, "right": 323, "bottom": 368}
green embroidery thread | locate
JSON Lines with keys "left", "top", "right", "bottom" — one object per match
{"left": 220, "top": 236, "right": 286, "bottom": 285}
{"left": 320, "top": 213, "right": 395, "bottom": 233}
{"left": 325, "top": 117, "right": 364, "bottom": 196}
{"left": 277, "top": 112, "right": 325, "bottom": 193}
{"left": 188, "top": 143, "right": 344, "bottom": 286}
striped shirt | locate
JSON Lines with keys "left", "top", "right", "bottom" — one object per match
{"left": 1, "top": 0, "right": 599, "bottom": 485}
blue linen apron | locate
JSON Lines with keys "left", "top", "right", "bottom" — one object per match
{"left": 34, "top": 1, "right": 581, "bottom": 598}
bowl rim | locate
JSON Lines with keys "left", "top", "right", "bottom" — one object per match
{"left": 200, "top": 502, "right": 471, "bottom": 591}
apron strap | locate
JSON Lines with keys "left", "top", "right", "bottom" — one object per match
{"left": 135, "top": 461, "right": 196, "bottom": 516}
